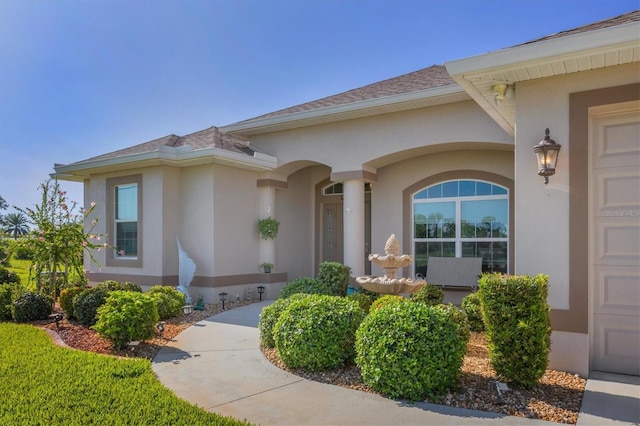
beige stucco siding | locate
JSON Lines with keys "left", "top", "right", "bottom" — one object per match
{"left": 212, "top": 164, "right": 260, "bottom": 275}
{"left": 514, "top": 62, "right": 640, "bottom": 310}
{"left": 251, "top": 100, "right": 512, "bottom": 173}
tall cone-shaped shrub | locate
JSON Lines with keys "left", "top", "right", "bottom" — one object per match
{"left": 478, "top": 273, "right": 551, "bottom": 388}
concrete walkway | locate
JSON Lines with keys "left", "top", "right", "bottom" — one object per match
{"left": 152, "top": 301, "right": 639, "bottom": 426}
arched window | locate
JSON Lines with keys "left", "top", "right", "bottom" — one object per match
{"left": 413, "top": 180, "right": 508, "bottom": 277}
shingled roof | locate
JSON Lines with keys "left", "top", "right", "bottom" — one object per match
{"left": 235, "top": 64, "right": 455, "bottom": 123}
{"left": 73, "top": 126, "right": 252, "bottom": 165}
{"left": 520, "top": 10, "right": 639, "bottom": 45}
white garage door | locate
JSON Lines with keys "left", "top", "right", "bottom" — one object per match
{"left": 591, "top": 101, "right": 640, "bottom": 375}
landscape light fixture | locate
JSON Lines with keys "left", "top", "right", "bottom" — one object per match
{"left": 533, "top": 128, "right": 561, "bottom": 185}
{"left": 257, "top": 285, "right": 265, "bottom": 301}
{"left": 219, "top": 292, "right": 228, "bottom": 310}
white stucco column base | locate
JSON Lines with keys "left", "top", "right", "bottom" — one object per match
{"left": 343, "top": 179, "right": 365, "bottom": 277}
{"left": 259, "top": 186, "right": 276, "bottom": 267}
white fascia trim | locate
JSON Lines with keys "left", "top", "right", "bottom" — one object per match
{"left": 445, "top": 22, "right": 639, "bottom": 77}
{"left": 220, "top": 84, "right": 466, "bottom": 133}
{"left": 54, "top": 145, "right": 278, "bottom": 177}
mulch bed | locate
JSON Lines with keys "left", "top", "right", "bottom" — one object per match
{"left": 34, "top": 303, "right": 585, "bottom": 424}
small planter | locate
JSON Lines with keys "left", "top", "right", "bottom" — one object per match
{"left": 260, "top": 263, "right": 274, "bottom": 273}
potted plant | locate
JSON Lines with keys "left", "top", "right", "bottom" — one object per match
{"left": 260, "top": 262, "right": 274, "bottom": 273}
{"left": 258, "top": 217, "right": 280, "bottom": 240}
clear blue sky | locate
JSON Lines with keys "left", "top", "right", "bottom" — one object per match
{"left": 1, "top": 0, "right": 637, "bottom": 212}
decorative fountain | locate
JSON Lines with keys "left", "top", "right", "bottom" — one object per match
{"left": 356, "top": 234, "right": 426, "bottom": 294}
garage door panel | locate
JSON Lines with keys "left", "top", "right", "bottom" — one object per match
{"left": 592, "top": 167, "right": 640, "bottom": 213}
{"left": 593, "top": 315, "right": 640, "bottom": 375}
{"left": 595, "top": 219, "right": 640, "bottom": 265}
{"left": 593, "top": 113, "right": 640, "bottom": 168}
{"left": 594, "top": 266, "right": 640, "bottom": 315}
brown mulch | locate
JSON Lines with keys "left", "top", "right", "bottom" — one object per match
{"left": 36, "top": 305, "right": 585, "bottom": 424}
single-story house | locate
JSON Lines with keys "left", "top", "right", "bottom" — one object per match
{"left": 54, "top": 11, "right": 639, "bottom": 378}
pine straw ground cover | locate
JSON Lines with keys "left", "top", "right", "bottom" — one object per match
{"left": 37, "top": 301, "right": 585, "bottom": 424}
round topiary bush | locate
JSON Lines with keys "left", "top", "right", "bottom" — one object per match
{"left": 59, "top": 286, "right": 86, "bottom": 320}
{"left": 147, "top": 285, "right": 186, "bottom": 320}
{"left": 0, "top": 266, "right": 20, "bottom": 285}
{"left": 410, "top": 284, "right": 444, "bottom": 306}
{"left": 73, "top": 287, "right": 110, "bottom": 326}
{"left": 96, "top": 280, "right": 142, "bottom": 292}
{"left": 258, "top": 293, "right": 311, "bottom": 348}
{"left": 461, "top": 292, "right": 484, "bottom": 332}
{"left": 346, "top": 292, "right": 376, "bottom": 313}
{"left": 355, "top": 302, "right": 469, "bottom": 401}
{"left": 93, "top": 291, "right": 159, "bottom": 350}
{"left": 278, "top": 277, "right": 331, "bottom": 299}
{"left": 273, "top": 295, "right": 365, "bottom": 371}
{"left": 369, "top": 294, "right": 406, "bottom": 311}
{"left": 12, "top": 291, "right": 53, "bottom": 322}
{"left": 317, "top": 262, "right": 351, "bottom": 296}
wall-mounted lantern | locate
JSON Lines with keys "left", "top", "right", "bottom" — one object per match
{"left": 533, "top": 128, "right": 561, "bottom": 185}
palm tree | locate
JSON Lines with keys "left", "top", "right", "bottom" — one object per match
{"left": 4, "top": 212, "right": 29, "bottom": 239}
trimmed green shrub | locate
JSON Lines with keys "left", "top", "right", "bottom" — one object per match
{"left": 96, "top": 280, "right": 142, "bottom": 293}
{"left": 0, "top": 266, "right": 20, "bottom": 285}
{"left": 273, "top": 295, "right": 365, "bottom": 371}
{"left": 440, "top": 303, "right": 471, "bottom": 342}
{"left": 12, "top": 244, "right": 34, "bottom": 261}
{"left": 147, "top": 285, "right": 186, "bottom": 320}
{"left": 12, "top": 291, "right": 53, "bottom": 322}
{"left": 346, "top": 291, "right": 376, "bottom": 313}
{"left": 410, "top": 284, "right": 444, "bottom": 306}
{"left": 356, "top": 302, "right": 469, "bottom": 401}
{"left": 461, "top": 292, "right": 484, "bottom": 332}
{"left": 258, "top": 293, "right": 311, "bottom": 348}
{"left": 370, "top": 294, "right": 406, "bottom": 311}
{"left": 278, "top": 277, "right": 331, "bottom": 299}
{"left": 59, "top": 286, "right": 86, "bottom": 320}
{"left": 93, "top": 291, "right": 159, "bottom": 350}
{"left": 478, "top": 273, "right": 551, "bottom": 388}
{"left": 317, "top": 262, "right": 351, "bottom": 296}
{"left": 73, "top": 287, "right": 110, "bottom": 326}
{"left": 0, "top": 283, "right": 19, "bottom": 320}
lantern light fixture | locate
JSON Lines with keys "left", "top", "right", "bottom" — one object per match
{"left": 219, "top": 292, "right": 228, "bottom": 310}
{"left": 257, "top": 285, "right": 265, "bottom": 301}
{"left": 533, "top": 128, "right": 561, "bottom": 185}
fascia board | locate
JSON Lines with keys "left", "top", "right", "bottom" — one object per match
{"left": 445, "top": 22, "right": 639, "bottom": 77}
{"left": 53, "top": 145, "right": 277, "bottom": 178}
{"left": 220, "top": 84, "right": 466, "bottom": 134}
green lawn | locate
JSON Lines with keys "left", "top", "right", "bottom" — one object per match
{"left": 5, "top": 257, "right": 32, "bottom": 287}
{"left": 0, "top": 323, "right": 252, "bottom": 425}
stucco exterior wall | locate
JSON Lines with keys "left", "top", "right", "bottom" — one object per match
{"left": 251, "top": 100, "right": 512, "bottom": 172}
{"left": 212, "top": 164, "right": 260, "bottom": 275}
{"left": 514, "top": 62, "right": 640, "bottom": 310}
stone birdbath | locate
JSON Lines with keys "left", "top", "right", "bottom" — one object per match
{"left": 356, "top": 234, "right": 426, "bottom": 294}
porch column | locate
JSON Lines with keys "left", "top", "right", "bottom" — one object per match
{"left": 258, "top": 184, "right": 277, "bottom": 268}
{"left": 343, "top": 179, "right": 365, "bottom": 277}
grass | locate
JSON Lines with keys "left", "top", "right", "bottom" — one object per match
{"left": 0, "top": 323, "right": 252, "bottom": 425}
{"left": 5, "top": 257, "right": 31, "bottom": 287}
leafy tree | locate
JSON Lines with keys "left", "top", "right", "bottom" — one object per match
{"left": 0, "top": 195, "right": 7, "bottom": 226}
{"left": 17, "top": 179, "right": 106, "bottom": 299}
{"left": 4, "top": 212, "right": 29, "bottom": 239}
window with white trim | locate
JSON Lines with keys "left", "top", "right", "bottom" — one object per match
{"left": 114, "top": 183, "right": 138, "bottom": 257}
{"left": 413, "top": 180, "right": 508, "bottom": 277}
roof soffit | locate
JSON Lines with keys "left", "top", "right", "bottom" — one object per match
{"left": 445, "top": 21, "right": 640, "bottom": 136}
